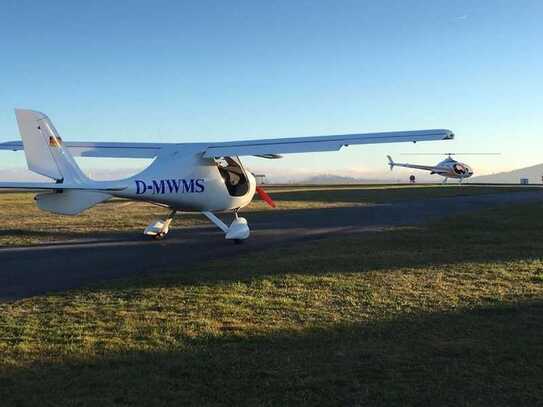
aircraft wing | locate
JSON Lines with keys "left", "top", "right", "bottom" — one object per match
{"left": 0, "top": 141, "right": 165, "bottom": 158}
{"left": 201, "top": 129, "right": 454, "bottom": 158}
{"left": 0, "top": 129, "right": 453, "bottom": 159}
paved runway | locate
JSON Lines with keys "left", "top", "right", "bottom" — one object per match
{"left": 1, "top": 190, "right": 542, "bottom": 300}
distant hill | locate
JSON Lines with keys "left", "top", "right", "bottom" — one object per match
{"left": 301, "top": 175, "right": 378, "bottom": 184}
{"left": 469, "top": 163, "right": 543, "bottom": 184}
{"left": 297, "top": 174, "right": 422, "bottom": 184}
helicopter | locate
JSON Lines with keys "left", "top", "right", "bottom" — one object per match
{"left": 387, "top": 153, "right": 498, "bottom": 183}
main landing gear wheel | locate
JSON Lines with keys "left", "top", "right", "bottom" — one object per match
{"left": 153, "top": 232, "right": 167, "bottom": 240}
{"left": 144, "top": 209, "right": 177, "bottom": 240}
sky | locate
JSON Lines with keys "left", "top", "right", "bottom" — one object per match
{"left": 0, "top": 0, "right": 542, "bottom": 181}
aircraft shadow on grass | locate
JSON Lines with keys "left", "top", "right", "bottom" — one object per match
{"left": 0, "top": 299, "right": 541, "bottom": 406}
{"left": 0, "top": 227, "right": 145, "bottom": 242}
{"left": 0, "top": 190, "right": 542, "bottom": 301}
{"left": 1, "top": 189, "right": 541, "bottom": 248}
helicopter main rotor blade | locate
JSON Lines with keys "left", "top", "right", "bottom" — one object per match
{"left": 399, "top": 152, "right": 501, "bottom": 156}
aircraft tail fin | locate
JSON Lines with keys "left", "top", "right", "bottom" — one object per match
{"left": 387, "top": 155, "right": 395, "bottom": 170}
{"left": 15, "top": 109, "right": 90, "bottom": 184}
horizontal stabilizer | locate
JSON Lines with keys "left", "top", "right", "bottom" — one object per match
{"left": 36, "top": 190, "right": 111, "bottom": 215}
{"left": 0, "top": 182, "right": 126, "bottom": 191}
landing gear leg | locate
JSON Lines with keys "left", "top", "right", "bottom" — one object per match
{"left": 144, "top": 209, "right": 177, "bottom": 239}
{"left": 202, "top": 210, "right": 250, "bottom": 243}
{"left": 232, "top": 211, "right": 246, "bottom": 244}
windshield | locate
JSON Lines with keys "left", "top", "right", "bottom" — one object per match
{"left": 453, "top": 163, "right": 469, "bottom": 175}
{"left": 216, "top": 157, "right": 250, "bottom": 197}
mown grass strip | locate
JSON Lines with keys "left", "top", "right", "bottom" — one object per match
{"left": 0, "top": 201, "right": 542, "bottom": 405}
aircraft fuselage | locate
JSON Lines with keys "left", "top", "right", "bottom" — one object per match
{"left": 114, "top": 149, "right": 256, "bottom": 212}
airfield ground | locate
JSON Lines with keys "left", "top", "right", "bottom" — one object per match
{"left": 0, "top": 185, "right": 542, "bottom": 406}
{"left": 0, "top": 184, "right": 533, "bottom": 246}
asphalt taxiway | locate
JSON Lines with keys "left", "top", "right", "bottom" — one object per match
{"left": 1, "top": 190, "right": 542, "bottom": 300}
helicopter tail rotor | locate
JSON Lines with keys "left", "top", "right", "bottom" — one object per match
{"left": 387, "top": 155, "right": 395, "bottom": 170}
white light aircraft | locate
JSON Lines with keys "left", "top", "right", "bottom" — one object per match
{"left": 387, "top": 153, "right": 481, "bottom": 183}
{"left": 0, "top": 109, "right": 453, "bottom": 242}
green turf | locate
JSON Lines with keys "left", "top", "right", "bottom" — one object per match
{"left": 0, "top": 184, "right": 532, "bottom": 246}
{"left": 1, "top": 198, "right": 542, "bottom": 406}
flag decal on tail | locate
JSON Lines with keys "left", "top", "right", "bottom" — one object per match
{"left": 49, "top": 136, "right": 62, "bottom": 147}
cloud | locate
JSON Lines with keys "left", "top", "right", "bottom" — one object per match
{"left": 453, "top": 14, "right": 468, "bottom": 21}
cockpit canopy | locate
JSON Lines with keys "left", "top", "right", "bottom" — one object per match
{"left": 452, "top": 162, "right": 473, "bottom": 176}
{"left": 215, "top": 156, "right": 250, "bottom": 196}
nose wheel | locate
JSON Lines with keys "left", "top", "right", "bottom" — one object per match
{"left": 202, "top": 211, "right": 250, "bottom": 243}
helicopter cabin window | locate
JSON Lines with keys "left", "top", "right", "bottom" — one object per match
{"left": 453, "top": 164, "right": 467, "bottom": 175}
{"left": 215, "top": 157, "right": 250, "bottom": 196}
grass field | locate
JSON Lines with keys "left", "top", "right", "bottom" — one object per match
{"left": 0, "top": 188, "right": 542, "bottom": 406}
{"left": 0, "top": 184, "right": 530, "bottom": 246}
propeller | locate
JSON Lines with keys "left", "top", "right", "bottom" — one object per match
{"left": 255, "top": 186, "right": 276, "bottom": 208}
